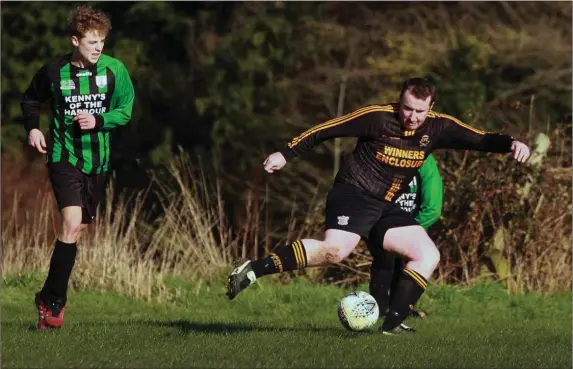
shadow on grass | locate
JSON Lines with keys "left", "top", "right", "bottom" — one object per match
{"left": 4, "top": 320, "right": 370, "bottom": 337}
{"left": 151, "top": 320, "right": 361, "bottom": 336}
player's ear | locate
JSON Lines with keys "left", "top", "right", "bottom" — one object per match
{"left": 71, "top": 35, "right": 80, "bottom": 47}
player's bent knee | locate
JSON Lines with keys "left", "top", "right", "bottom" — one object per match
{"left": 413, "top": 240, "right": 439, "bottom": 261}
{"left": 318, "top": 229, "right": 361, "bottom": 264}
{"left": 323, "top": 246, "right": 343, "bottom": 264}
{"left": 424, "top": 243, "right": 440, "bottom": 271}
{"left": 63, "top": 217, "right": 83, "bottom": 235}
{"left": 407, "top": 242, "right": 440, "bottom": 280}
{"left": 321, "top": 243, "right": 354, "bottom": 264}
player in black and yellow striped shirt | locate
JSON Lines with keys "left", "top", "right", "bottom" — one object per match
{"left": 21, "top": 5, "right": 134, "bottom": 330}
{"left": 227, "top": 77, "right": 530, "bottom": 334}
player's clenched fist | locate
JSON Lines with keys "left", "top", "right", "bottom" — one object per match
{"left": 73, "top": 113, "right": 96, "bottom": 130}
{"left": 263, "top": 152, "right": 287, "bottom": 173}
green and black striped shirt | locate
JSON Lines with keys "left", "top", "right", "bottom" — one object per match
{"left": 21, "top": 53, "right": 135, "bottom": 175}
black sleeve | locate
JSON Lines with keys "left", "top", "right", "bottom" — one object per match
{"left": 433, "top": 114, "right": 513, "bottom": 153}
{"left": 21, "top": 65, "right": 52, "bottom": 134}
{"left": 279, "top": 105, "right": 391, "bottom": 160}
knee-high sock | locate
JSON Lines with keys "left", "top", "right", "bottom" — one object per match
{"left": 40, "top": 239, "right": 78, "bottom": 304}
{"left": 369, "top": 251, "right": 397, "bottom": 314}
{"left": 389, "top": 257, "right": 405, "bottom": 303}
{"left": 250, "top": 240, "right": 308, "bottom": 277}
{"left": 381, "top": 268, "right": 427, "bottom": 331}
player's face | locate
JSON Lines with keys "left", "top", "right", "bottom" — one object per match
{"left": 72, "top": 30, "right": 105, "bottom": 66}
{"left": 399, "top": 89, "right": 434, "bottom": 130}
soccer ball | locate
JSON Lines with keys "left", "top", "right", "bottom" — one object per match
{"left": 337, "top": 291, "right": 379, "bottom": 331}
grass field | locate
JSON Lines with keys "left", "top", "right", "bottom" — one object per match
{"left": 2, "top": 274, "right": 571, "bottom": 368}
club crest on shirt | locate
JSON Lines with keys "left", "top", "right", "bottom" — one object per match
{"left": 337, "top": 215, "right": 349, "bottom": 226}
{"left": 419, "top": 135, "right": 430, "bottom": 147}
{"left": 96, "top": 75, "right": 107, "bottom": 88}
{"left": 60, "top": 79, "right": 75, "bottom": 90}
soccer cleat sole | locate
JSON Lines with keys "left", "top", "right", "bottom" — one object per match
{"left": 381, "top": 323, "right": 416, "bottom": 335}
{"left": 226, "top": 261, "right": 255, "bottom": 300}
{"left": 226, "top": 261, "right": 247, "bottom": 300}
{"left": 37, "top": 318, "right": 48, "bottom": 330}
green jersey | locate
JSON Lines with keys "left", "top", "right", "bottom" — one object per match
{"left": 393, "top": 154, "right": 443, "bottom": 229}
{"left": 21, "top": 53, "right": 135, "bottom": 175}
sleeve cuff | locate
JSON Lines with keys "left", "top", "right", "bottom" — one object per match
{"left": 24, "top": 118, "right": 40, "bottom": 135}
{"left": 279, "top": 147, "right": 297, "bottom": 161}
{"left": 94, "top": 114, "right": 105, "bottom": 130}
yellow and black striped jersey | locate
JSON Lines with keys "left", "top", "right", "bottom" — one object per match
{"left": 279, "top": 103, "right": 513, "bottom": 202}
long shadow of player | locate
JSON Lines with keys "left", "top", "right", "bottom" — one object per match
{"left": 152, "top": 320, "right": 349, "bottom": 335}
{"left": 16, "top": 320, "right": 366, "bottom": 337}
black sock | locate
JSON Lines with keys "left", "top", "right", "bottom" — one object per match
{"left": 388, "top": 257, "right": 405, "bottom": 303}
{"left": 381, "top": 268, "right": 427, "bottom": 331}
{"left": 40, "top": 239, "right": 77, "bottom": 304}
{"left": 369, "top": 252, "right": 397, "bottom": 315}
{"left": 250, "top": 240, "right": 307, "bottom": 277}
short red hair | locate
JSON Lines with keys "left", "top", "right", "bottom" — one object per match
{"left": 68, "top": 5, "right": 112, "bottom": 38}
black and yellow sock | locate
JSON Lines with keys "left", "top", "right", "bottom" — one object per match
{"left": 381, "top": 268, "right": 428, "bottom": 331}
{"left": 250, "top": 240, "right": 308, "bottom": 277}
{"left": 40, "top": 239, "right": 78, "bottom": 304}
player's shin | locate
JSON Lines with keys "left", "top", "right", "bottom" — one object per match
{"left": 380, "top": 268, "right": 427, "bottom": 332}
{"left": 250, "top": 240, "right": 308, "bottom": 277}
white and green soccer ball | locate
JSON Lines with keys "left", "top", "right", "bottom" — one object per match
{"left": 337, "top": 291, "right": 379, "bottom": 331}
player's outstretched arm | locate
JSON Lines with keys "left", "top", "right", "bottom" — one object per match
{"left": 279, "top": 105, "right": 392, "bottom": 161}
{"left": 434, "top": 114, "right": 530, "bottom": 163}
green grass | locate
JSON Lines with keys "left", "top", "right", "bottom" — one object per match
{"left": 2, "top": 274, "right": 571, "bottom": 368}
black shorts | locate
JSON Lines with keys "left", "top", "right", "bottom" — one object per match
{"left": 325, "top": 182, "right": 418, "bottom": 239}
{"left": 48, "top": 161, "right": 108, "bottom": 224}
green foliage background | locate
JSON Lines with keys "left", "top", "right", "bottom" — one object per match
{"left": 4, "top": 2, "right": 570, "bottom": 167}
{"left": 2, "top": 1, "right": 571, "bottom": 289}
